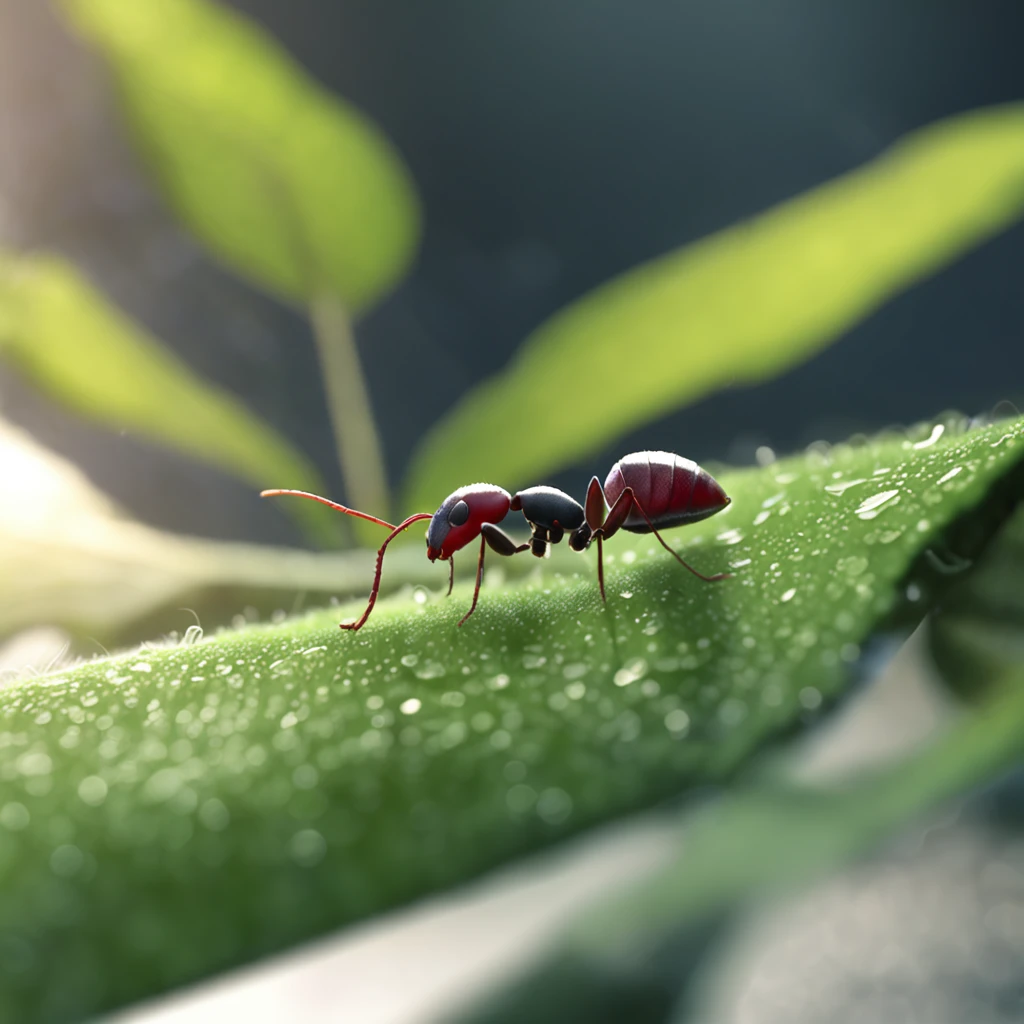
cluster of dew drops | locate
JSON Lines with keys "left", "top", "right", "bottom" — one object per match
{"left": 0, "top": 415, "right": 1018, "bottom": 896}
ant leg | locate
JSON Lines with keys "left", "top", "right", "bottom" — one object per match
{"left": 340, "top": 513, "right": 433, "bottom": 631}
{"left": 582, "top": 477, "right": 615, "bottom": 601}
{"left": 481, "top": 523, "right": 530, "bottom": 557}
{"left": 589, "top": 487, "right": 634, "bottom": 602}
{"left": 622, "top": 491, "right": 732, "bottom": 583}
{"left": 595, "top": 487, "right": 635, "bottom": 541}
{"left": 458, "top": 536, "right": 488, "bottom": 628}
{"left": 447, "top": 557, "right": 455, "bottom": 597}
{"left": 457, "top": 525, "right": 530, "bottom": 627}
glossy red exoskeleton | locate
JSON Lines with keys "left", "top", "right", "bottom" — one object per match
{"left": 262, "top": 450, "right": 731, "bottom": 631}
{"left": 512, "top": 450, "right": 732, "bottom": 599}
{"left": 260, "top": 484, "right": 528, "bottom": 630}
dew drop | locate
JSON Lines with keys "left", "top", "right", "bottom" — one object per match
{"left": 0, "top": 803, "right": 29, "bottom": 831}
{"left": 77, "top": 776, "right": 108, "bottom": 806}
{"left": 289, "top": 828, "right": 327, "bottom": 867}
{"left": 780, "top": 587, "right": 797, "bottom": 603}
{"left": 414, "top": 660, "right": 446, "bottom": 680}
{"left": 199, "top": 798, "right": 229, "bottom": 831}
{"left": 854, "top": 489, "right": 901, "bottom": 519}
{"left": 536, "top": 788, "right": 573, "bottom": 825}
{"left": 399, "top": 698, "right": 422, "bottom": 715}
{"left": 824, "top": 477, "right": 868, "bottom": 496}
{"left": 506, "top": 784, "right": 536, "bottom": 814}
{"left": 50, "top": 845, "right": 85, "bottom": 878}
{"left": 17, "top": 752, "right": 52, "bottom": 778}
{"left": 912, "top": 423, "right": 944, "bottom": 449}
{"left": 799, "top": 687, "right": 823, "bottom": 709}
{"left": 719, "top": 698, "right": 747, "bottom": 726}
{"left": 400, "top": 654, "right": 419, "bottom": 668}
{"left": 292, "top": 764, "right": 319, "bottom": 790}
{"left": 937, "top": 466, "right": 963, "bottom": 485}
{"left": 613, "top": 658, "right": 648, "bottom": 687}
{"left": 836, "top": 555, "right": 869, "bottom": 576}
{"left": 664, "top": 709, "right": 690, "bottom": 734}
{"left": 182, "top": 625, "right": 204, "bottom": 646}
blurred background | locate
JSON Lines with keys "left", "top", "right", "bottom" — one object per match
{"left": 2, "top": 3, "right": 1024, "bottom": 1023}
{"left": 2, "top": 0, "right": 1023, "bottom": 546}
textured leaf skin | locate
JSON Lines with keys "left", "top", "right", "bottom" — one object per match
{"left": 0, "top": 418, "right": 1021, "bottom": 1020}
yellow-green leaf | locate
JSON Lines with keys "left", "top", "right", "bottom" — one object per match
{"left": 407, "top": 104, "right": 1024, "bottom": 512}
{"left": 0, "top": 253, "right": 337, "bottom": 544}
{"left": 62, "top": 0, "right": 420, "bottom": 312}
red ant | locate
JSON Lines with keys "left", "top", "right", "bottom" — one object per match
{"left": 261, "top": 450, "right": 731, "bottom": 631}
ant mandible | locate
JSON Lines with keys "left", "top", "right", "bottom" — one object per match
{"left": 261, "top": 450, "right": 731, "bottom": 631}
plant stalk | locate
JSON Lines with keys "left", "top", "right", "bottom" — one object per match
{"left": 309, "top": 295, "right": 391, "bottom": 537}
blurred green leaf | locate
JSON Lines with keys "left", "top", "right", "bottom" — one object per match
{"left": 930, "top": 486, "right": 1024, "bottom": 700}
{"left": 0, "top": 253, "right": 337, "bottom": 544}
{"left": 62, "top": 0, "right": 420, "bottom": 312}
{"left": 407, "top": 104, "right": 1024, "bottom": 512}
{"left": 458, "top": 675, "right": 1024, "bottom": 1024}
{"left": 0, "top": 413, "right": 443, "bottom": 645}
{"left": 1, "top": 416, "right": 1021, "bottom": 1019}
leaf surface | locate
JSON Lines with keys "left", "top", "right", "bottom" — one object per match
{"left": 1, "top": 417, "right": 1022, "bottom": 1019}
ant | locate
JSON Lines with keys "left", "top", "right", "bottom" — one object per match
{"left": 261, "top": 450, "right": 731, "bottom": 631}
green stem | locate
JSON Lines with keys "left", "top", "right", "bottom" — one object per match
{"left": 309, "top": 295, "right": 391, "bottom": 536}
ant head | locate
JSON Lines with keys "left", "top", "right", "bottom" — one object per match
{"left": 426, "top": 484, "right": 511, "bottom": 561}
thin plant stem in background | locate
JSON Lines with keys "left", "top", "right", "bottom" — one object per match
{"left": 309, "top": 294, "right": 391, "bottom": 531}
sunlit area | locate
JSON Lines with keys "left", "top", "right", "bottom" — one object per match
{"left": 1, "top": 2, "right": 1024, "bottom": 1022}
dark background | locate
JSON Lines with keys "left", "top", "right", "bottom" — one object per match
{"left": 1, "top": 0, "right": 1022, "bottom": 544}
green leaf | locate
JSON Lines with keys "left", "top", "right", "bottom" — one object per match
{"left": 929, "top": 488, "right": 1024, "bottom": 700}
{"left": 0, "top": 414, "right": 446, "bottom": 645}
{"left": 406, "top": 104, "right": 1024, "bottom": 512}
{"left": 62, "top": 0, "right": 420, "bottom": 312}
{"left": 0, "top": 253, "right": 339, "bottom": 545}
{"left": 458, "top": 675, "right": 1024, "bottom": 1024}
{"left": 1, "top": 417, "right": 1022, "bottom": 1019}
{"left": 460, "top": 424, "right": 1024, "bottom": 1024}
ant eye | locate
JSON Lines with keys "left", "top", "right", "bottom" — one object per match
{"left": 448, "top": 500, "right": 470, "bottom": 527}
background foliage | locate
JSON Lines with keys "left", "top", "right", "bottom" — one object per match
{"left": 0, "top": 1, "right": 1022, "bottom": 1022}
